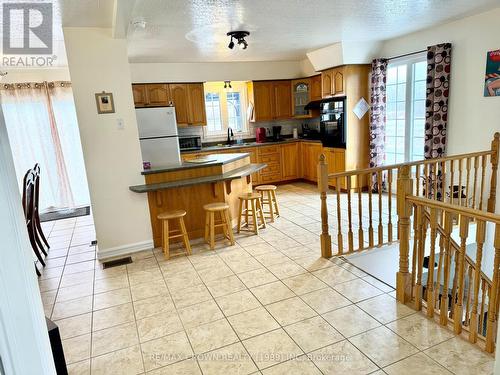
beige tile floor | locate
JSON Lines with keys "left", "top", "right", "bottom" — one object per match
{"left": 38, "top": 183, "right": 495, "bottom": 375}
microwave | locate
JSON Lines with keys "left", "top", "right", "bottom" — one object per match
{"left": 179, "top": 136, "right": 202, "bottom": 151}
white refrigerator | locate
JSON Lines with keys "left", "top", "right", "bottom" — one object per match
{"left": 136, "top": 107, "right": 182, "bottom": 166}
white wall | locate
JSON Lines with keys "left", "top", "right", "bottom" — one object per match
{"left": 63, "top": 27, "right": 152, "bottom": 257}
{"left": 130, "top": 60, "right": 312, "bottom": 83}
{"left": 380, "top": 7, "right": 500, "bottom": 156}
{"left": 379, "top": 7, "right": 500, "bottom": 212}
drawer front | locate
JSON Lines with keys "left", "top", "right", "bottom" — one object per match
{"left": 259, "top": 154, "right": 280, "bottom": 163}
{"left": 259, "top": 173, "right": 281, "bottom": 183}
{"left": 258, "top": 145, "right": 280, "bottom": 155}
{"left": 260, "top": 162, "right": 280, "bottom": 174}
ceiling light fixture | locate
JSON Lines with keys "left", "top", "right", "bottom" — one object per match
{"left": 227, "top": 31, "right": 250, "bottom": 50}
{"left": 223, "top": 80, "right": 232, "bottom": 91}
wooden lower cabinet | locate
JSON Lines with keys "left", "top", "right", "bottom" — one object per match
{"left": 281, "top": 142, "right": 300, "bottom": 180}
{"left": 181, "top": 141, "right": 345, "bottom": 185}
{"left": 301, "top": 142, "right": 323, "bottom": 182}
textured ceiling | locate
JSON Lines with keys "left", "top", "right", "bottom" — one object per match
{"left": 125, "top": 0, "right": 500, "bottom": 62}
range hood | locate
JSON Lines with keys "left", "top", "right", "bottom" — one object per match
{"left": 304, "top": 96, "right": 346, "bottom": 111}
{"left": 304, "top": 99, "right": 323, "bottom": 111}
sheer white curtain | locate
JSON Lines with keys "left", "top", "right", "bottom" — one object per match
{"left": 0, "top": 81, "right": 90, "bottom": 211}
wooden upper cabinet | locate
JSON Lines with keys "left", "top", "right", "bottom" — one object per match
{"left": 169, "top": 84, "right": 190, "bottom": 125}
{"left": 321, "top": 70, "right": 333, "bottom": 98}
{"left": 310, "top": 75, "right": 322, "bottom": 101}
{"left": 187, "top": 83, "right": 207, "bottom": 126}
{"left": 145, "top": 84, "right": 170, "bottom": 106}
{"left": 291, "top": 79, "right": 311, "bottom": 118}
{"left": 333, "top": 68, "right": 345, "bottom": 96}
{"left": 132, "top": 85, "right": 147, "bottom": 107}
{"left": 274, "top": 81, "right": 292, "bottom": 120}
{"left": 253, "top": 81, "right": 274, "bottom": 122}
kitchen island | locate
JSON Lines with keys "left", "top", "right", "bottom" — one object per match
{"left": 129, "top": 153, "right": 266, "bottom": 247}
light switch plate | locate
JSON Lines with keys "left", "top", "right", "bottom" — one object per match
{"left": 116, "top": 118, "right": 124, "bottom": 130}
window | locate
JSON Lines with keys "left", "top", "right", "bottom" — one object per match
{"left": 385, "top": 54, "right": 427, "bottom": 164}
{"left": 203, "top": 82, "right": 248, "bottom": 138}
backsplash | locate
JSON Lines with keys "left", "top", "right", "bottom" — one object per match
{"left": 178, "top": 118, "right": 319, "bottom": 143}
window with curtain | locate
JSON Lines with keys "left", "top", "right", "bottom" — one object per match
{"left": 385, "top": 53, "right": 427, "bottom": 164}
{"left": 203, "top": 81, "right": 248, "bottom": 138}
{"left": 0, "top": 81, "right": 90, "bottom": 211}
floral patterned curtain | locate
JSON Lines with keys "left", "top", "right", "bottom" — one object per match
{"left": 424, "top": 43, "right": 452, "bottom": 199}
{"left": 369, "top": 58, "right": 388, "bottom": 190}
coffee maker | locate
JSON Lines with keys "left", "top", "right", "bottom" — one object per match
{"left": 272, "top": 126, "right": 282, "bottom": 141}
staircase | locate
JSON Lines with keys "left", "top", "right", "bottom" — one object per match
{"left": 317, "top": 132, "right": 500, "bottom": 353}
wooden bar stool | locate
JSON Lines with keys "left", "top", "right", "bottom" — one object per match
{"left": 237, "top": 193, "right": 266, "bottom": 235}
{"left": 256, "top": 185, "right": 280, "bottom": 222}
{"left": 157, "top": 209, "right": 191, "bottom": 259}
{"left": 203, "top": 202, "right": 235, "bottom": 250}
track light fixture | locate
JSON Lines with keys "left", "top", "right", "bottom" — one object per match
{"left": 227, "top": 31, "right": 250, "bottom": 50}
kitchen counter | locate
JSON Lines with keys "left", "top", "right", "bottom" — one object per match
{"left": 130, "top": 163, "right": 266, "bottom": 193}
{"left": 181, "top": 137, "right": 322, "bottom": 154}
{"left": 130, "top": 153, "right": 264, "bottom": 247}
{"left": 141, "top": 153, "right": 250, "bottom": 175}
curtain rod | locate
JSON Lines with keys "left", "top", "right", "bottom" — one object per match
{"left": 388, "top": 49, "right": 427, "bottom": 61}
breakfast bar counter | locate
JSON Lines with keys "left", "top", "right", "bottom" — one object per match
{"left": 129, "top": 153, "right": 266, "bottom": 247}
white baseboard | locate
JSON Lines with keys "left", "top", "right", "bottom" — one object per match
{"left": 97, "top": 240, "right": 154, "bottom": 260}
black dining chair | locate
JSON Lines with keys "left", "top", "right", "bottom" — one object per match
{"left": 33, "top": 164, "right": 51, "bottom": 251}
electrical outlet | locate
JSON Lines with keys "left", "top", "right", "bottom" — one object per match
{"left": 116, "top": 118, "right": 124, "bottom": 130}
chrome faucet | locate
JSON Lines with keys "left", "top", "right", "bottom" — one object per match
{"left": 227, "top": 127, "right": 234, "bottom": 145}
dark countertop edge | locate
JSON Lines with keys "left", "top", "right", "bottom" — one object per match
{"left": 130, "top": 163, "right": 267, "bottom": 193}
{"left": 141, "top": 152, "right": 250, "bottom": 175}
{"left": 180, "top": 138, "right": 322, "bottom": 154}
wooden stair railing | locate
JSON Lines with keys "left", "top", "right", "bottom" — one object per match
{"left": 317, "top": 132, "right": 500, "bottom": 259}
{"left": 397, "top": 195, "right": 500, "bottom": 353}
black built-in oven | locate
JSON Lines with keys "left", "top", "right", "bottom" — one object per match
{"left": 320, "top": 97, "right": 346, "bottom": 148}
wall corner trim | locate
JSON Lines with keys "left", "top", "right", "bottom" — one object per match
{"left": 97, "top": 240, "right": 154, "bottom": 260}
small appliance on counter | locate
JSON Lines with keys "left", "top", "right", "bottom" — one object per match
{"left": 136, "top": 107, "right": 182, "bottom": 166}
{"left": 301, "top": 123, "right": 320, "bottom": 139}
{"left": 320, "top": 97, "right": 346, "bottom": 148}
{"left": 179, "top": 136, "right": 202, "bottom": 151}
{"left": 272, "top": 126, "right": 282, "bottom": 141}
{"left": 256, "top": 127, "right": 266, "bottom": 143}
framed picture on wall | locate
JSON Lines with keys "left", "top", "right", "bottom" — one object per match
{"left": 484, "top": 49, "right": 500, "bottom": 97}
{"left": 95, "top": 91, "right": 115, "bottom": 114}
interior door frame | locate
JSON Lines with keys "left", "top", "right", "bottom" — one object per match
{"left": 0, "top": 104, "right": 55, "bottom": 374}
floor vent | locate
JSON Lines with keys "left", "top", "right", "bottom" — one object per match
{"left": 102, "top": 257, "right": 133, "bottom": 269}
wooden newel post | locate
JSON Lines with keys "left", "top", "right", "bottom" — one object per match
{"left": 396, "top": 165, "right": 413, "bottom": 303}
{"left": 318, "top": 154, "right": 332, "bottom": 258}
{"left": 487, "top": 132, "right": 499, "bottom": 213}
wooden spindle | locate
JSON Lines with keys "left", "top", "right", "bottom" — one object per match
{"left": 388, "top": 169, "right": 393, "bottom": 242}
{"left": 415, "top": 205, "right": 427, "bottom": 311}
{"left": 415, "top": 164, "right": 421, "bottom": 197}
{"left": 368, "top": 173, "right": 374, "bottom": 248}
{"left": 357, "top": 174, "right": 364, "bottom": 250}
{"left": 318, "top": 154, "right": 332, "bottom": 258}
{"left": 396, "top": 165, "right": 413, "bottom": 304}
{"left": 440, "top": 212, "right": 453, "bottom": 326}
{"left": 411, "top": 204, "right": 419, "bottom": 298}
{"left": 479, "top": 280, "right": 487, "bottom": 336}
{"left": 458, "top": 159, "right": 464, "bottom": 206}
{"left": 336, "top": 176, "right": 343, "bottom": 255}
{"left": 449, "top": 159, "right": 455, "bottom": 205}
{"left": 473, "top": 156, "right": 479, "bottom": 209}
{"left": 434, "top": 233, "right": 445, "bottom": 307}
{"left": 427, "top": 208, "right": 438, "bottom": 317}
{"left": 377, "top": 171, "right": 383, "bottom": 246}
{"left": 465, "top": 158, "right": 471, "bottom": 208}
{"left": 485, "top": 224, "right": 500, "bottom": 352}
{"left": 479, "top": 155, "right": 487, "bottom": 211}
{"left": 347, "top": 176, "right": 354, "bottom": 252}
{"left": 439, "top": 161, "right": 446, "bottom": 202}
{"left": 465, "top": 264, "right": 473, "bottom": 326}
{"left": 424, "top": 163, "right": 430, "bottom": 199}
{"left": 487, "top": 132, "right": 499, "bottom": 213}
{"left": 454, "top": 215, "right": 469, "bottom": 334}
{"left": 470, "top": 220, "right": 486, "bottom": 342}
{"left": 433, "top": 162, "right": 438, "bottom": 201}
